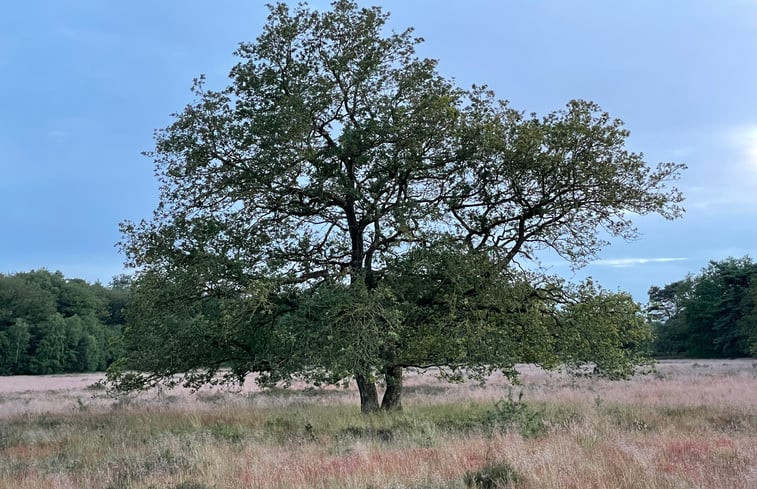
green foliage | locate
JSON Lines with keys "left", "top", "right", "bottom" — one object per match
{"left": 463, "top": 462, "right": 522, "bottom": 489}
{"left": 557, "top": 281, "right": 653, "bottom": 379}
{"left": 486, "top": 389, "right": 547, "bottom": 439}
{"left": 115, "top": 1, "right": 683, "bottom": 409}
{"left": 0, "top": 270, "right": 129, "bottom": 375}
{"left": 382, "top": 247, "right": 558, "bottom": 377}
{"left": 108, "top": 268, "right": 288, "bottom": 391}
{"left": 0, "top": 319, "right": 31, "bottom": 374}
{"left": 280, "top": 279, "right": 403, "bottom": 384}
{"left": 0, "top": 273, "right": 56, "bottom": 325}
{"left": 649, "top": 256, "right": 757, "bottom": 358}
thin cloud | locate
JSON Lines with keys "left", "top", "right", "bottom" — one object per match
{"left": 723, "top": 124, "right": 757, "bottom": 177}
{"left": 48, "top": 130, "right": 67, "bottom": 142}
{"left": 686, "top": 192, "right": 757, "bottom": 212}
{"left": 592, "top": 257, "right": 687, "bottom": 268}
{"left": 682, "top": 126, "right": 757, "bottom": 211}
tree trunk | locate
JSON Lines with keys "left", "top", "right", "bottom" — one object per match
{"left": 380, "top": 365, "right": 403, "bottom": 411}
{"left": 356, "top": 373, "right": 380, "bottom": 413}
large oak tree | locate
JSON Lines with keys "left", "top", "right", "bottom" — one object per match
{"left": 113, "top": 1, "right": 684, "bottom": 412}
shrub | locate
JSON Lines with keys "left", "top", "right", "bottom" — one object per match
{"left": 487, "top": 389, "right": 547, "bottom": 439}
{"left": 463, "top": 462, "right": 522, "bottom": 488}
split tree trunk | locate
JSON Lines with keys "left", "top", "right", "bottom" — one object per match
{"left": 380, "top": 365, "right": 403, "bottom": 411}
{"left": 346, "top": 207, "right": 403, "bottom": 413}
{"left": 356, "top": 374, "right": 380, "bottom": 413}
{"left": 355, "top": 368, "right": 404, "bottom": 413}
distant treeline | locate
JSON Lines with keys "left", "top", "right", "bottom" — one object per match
{"left": 0, "top": 270, "right": 129, "bottom": 375}
{"left": 2, "top": 257, "right": 755, "bottom": 376}
{"left": 649, "top": 256, "right": 757, "bottom": 358}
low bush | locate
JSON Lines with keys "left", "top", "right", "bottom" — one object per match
{"left": 487, "top": 389, "right": 547, "bottom": 439}
{"left": 463, "top": 462, "right": 522, "bottom": 488}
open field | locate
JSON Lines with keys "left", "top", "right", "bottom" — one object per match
{"left": 1, "top": 359, "right": 756, "bottom": 488}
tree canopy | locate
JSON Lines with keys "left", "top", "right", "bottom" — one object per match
{"left": 649, "top": 257, "right": 757, "bottom": 358}
{"left": 0, "top": 270, "right": 128, "bottom": 375}
{"left": 112, "top": 1, "right": 685, "bottom": 412}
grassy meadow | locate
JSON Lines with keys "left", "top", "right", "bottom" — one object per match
{"left": 1, "top": 360, "right": 756, "bottom": 489}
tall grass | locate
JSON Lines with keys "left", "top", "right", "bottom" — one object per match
{"left": 0, "top": 360, "right": 755, "bottom": 488}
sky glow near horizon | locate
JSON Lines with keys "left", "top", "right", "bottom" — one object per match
{"left": 1, "top": 1, "right": 756, "bottom": 302}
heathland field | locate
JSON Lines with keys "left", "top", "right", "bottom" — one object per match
{"left": 1, "top": 360, "right": 756, "bottom": 489}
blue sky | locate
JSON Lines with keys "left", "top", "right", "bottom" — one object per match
{"left": 1, "top": 1, "right": 756, "bottom": 302}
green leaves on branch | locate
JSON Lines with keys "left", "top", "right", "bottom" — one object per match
{"left": 556, "top": 280, "right": 652, "bottom": 379}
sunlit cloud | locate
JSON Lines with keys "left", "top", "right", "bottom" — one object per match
{"left": 684, "top": 187, "right": 757, "bottom": 211}
{"left": 592, "top": 257, "right": 687, "bottom": 268}
{"left": 723, "top": 124, "right": 757, "bottom": 176}
{"left": 683, "top": 125, "right": 757, "bottom": 211}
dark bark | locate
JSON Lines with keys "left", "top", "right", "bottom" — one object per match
{"left": 344, "top": 191, "right": 385, "bottom": 414}
{"left": 380, "top": 365, "right": 403, "bottom": 411}
{"left": 356, "top": 373, "right": 380, "bottom": 413}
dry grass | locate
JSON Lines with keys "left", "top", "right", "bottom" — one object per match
{"left": 1, "top": 360, "right": 756, "bottom": 489}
